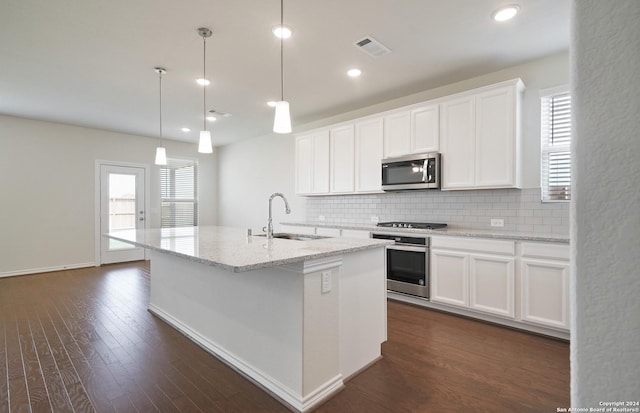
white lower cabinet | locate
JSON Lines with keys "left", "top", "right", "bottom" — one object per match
{"left": 469, "top": 254, "right": 515, "bottom": 318}
{"left": 519, "top": 243, "right": 570, "bottom": 330}
{"left": 431, "top": 236, "right": 515, "bottom": 319}
{"left": 431, "top": 249, "right": 469, "bottom": 307}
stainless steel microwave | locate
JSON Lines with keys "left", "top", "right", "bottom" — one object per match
{"left": 381, "top": 152, "right": 441, "bottom": 191}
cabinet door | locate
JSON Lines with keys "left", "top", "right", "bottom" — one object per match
{"left": 312, "top": 131, "right": 330, "bottom": 194}
{"left": 295, "top": 135, "right": 313, "bottom": 194}
{"left": 469, "top": 254, "right": 515, "bottom": 318}
{"left": 410, "top": 105, "right": 439, "bottom": 153}
{"left": 520, "top": 258, "right": 570, "bottom": 330}
{"left": 330, "top": 125, "right": 355, "bottom": 193}
{"left": 383, "top": 111, "right": 411, "bottom": 158}
{"left": 431, "top": 249, "right": 469, "bottom": 308}
{"left": 475, "top": 86, "right": 517, "bottom": 188}
{"left": 355, "top": 118, "right": 384, "bottom": 192}
{"left": 440, "top": 96, "right": 475, "bottom": 189}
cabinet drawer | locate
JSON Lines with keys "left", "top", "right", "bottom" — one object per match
{"left": 521, "top": 242, "right": 570, "bottom": 260}
{"left": 431, "top": 236, "right": 515, "bottom": 255}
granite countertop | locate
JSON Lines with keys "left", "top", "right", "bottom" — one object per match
{"left": 281, "top": 222, "right": 570, "bottom": 243}
{"left": 106, "top": 226, "right": 392, "bottom": 273}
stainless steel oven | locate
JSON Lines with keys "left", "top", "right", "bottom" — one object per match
{"left": 371, "top": 233, "right": 431, "bottom": 299}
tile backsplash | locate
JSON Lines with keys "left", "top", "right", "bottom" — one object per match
{"left": 303, "top": 188, "right": 569, "bottom": 236}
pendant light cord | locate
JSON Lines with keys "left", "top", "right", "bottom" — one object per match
{"left": 280, "top": 0, "right": 284, "bottom": 102}
{"left": 158, "top": 71, "right": 163, "bottom": 145}
{"left": 203, "top": 35, "right": 207, "bottom": 132}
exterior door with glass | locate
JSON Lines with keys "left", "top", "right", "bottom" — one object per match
{"left": 100, "top": 164, "right": 146, "bottom": 264}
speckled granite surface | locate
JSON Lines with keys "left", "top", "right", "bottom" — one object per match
{"left": 281, "top": 222, "right": 570, "bottom": 243}
{"left": 106, "top": 226, "right": 391, "bottom": 273}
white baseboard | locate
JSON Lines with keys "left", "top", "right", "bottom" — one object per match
{"left": 0, "top": 262, "right": 95, "bottom": 278}
{"left": 148, "top": 304, "right": 344, "bottom": 413}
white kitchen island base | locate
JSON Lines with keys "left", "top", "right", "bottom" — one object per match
{"left": 147, "top": 247, "right": 386, "bottom": 412}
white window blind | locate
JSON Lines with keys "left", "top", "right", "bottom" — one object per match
{"left": 541, "top": 88, "right": 572, "bottom": 202}
{"left": 160, "top": 159, "right": 198, "bottom": 227}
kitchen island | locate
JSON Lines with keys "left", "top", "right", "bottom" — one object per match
{"left": 107, "top": 226, "right": 391, "bottom": 412}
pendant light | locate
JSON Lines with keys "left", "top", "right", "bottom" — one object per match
{"left": 154, "top": 67, "right": 168, "bottom": 165}
{"left": 197, "top": 27, "right": 213, "bottom": 153}
{"left": 273, "top": 0, "right": 292, "bottom": 134}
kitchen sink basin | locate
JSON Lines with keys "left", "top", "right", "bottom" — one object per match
{"left": 256, "top": 233, "right": 330, "bottom": 241}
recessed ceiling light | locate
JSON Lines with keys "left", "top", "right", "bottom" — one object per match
{"left": 272, "top": 25, "right": 293, "bottom": 39}
{"left": 267, "top": 101, "right": 277, "bottom": 107}
{"left": 492, "top": 5, "right": 520, "bottom": 22}
{"left": 181, "top": 127, "right": 191, "bottom": 132}
{"left": 206, "top": 116, "right": 216, "bottom": 122}
{"left": 196, "top": 78, "right": 210, "bottom": 86}
{"left": 347, "top": 68, "right": 362, "bottom": 78}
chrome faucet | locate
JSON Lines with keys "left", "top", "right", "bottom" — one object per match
{"left": 264, "top": 192, "right": 291, "bottom": 239}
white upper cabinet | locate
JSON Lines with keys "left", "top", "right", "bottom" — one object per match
{"left": 440, "top": 96, "right": 475, "bottom": 188}
{"left": 330, "top": 125, "right": 355, "bottom": 194}
{"left": 410, "top": 105, "right": 440, "bottom": 153}
{"left": 295, "top": 79, "right": 523, "bottom": 196}
{"left": 440, "top": 79, "right": 524, "bottom": 191}
{"left": 295, "top": 130, "right": 330, "bottom": 195}
{"left": 383, "top": 104, "right": 440, "bottom": 159}
{"left": 475, "top": 86, "right": 518, "bottom": 187}
{"left": 383, "top": 112, "right": 411, "bottom": 158}
{"left": 355, "top": 117, "right": 384, "bottom": 193}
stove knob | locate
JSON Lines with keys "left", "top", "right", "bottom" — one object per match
{"left": 392, "top": 223, "right": 397, "bottom": 227}
{"left": 407, "top": 224, "right": 413, "bottom": 228}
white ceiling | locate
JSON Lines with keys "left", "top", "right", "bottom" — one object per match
{"left": 0, "top": 0, "right": 570, "bottom": 146}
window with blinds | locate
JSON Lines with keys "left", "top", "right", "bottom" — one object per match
{"left": 160, "top": 159, "right": 198, "bottom": 227}
{"left": 541, "top": 88, "right": 572, "bottom": 202}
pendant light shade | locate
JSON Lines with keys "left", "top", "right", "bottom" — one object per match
{"left": 198, "top": 130, "right": 213, "bottom": 153}
{"left": 155, "top": 147, "right": 167, "bottom": 165}
{"left": 273, "top": 101, "right": 291, "bottom": 134}
{"left": 273, "top": 0, "right": 292, "bottom": 134}
{"left": 197, "top": 27, "right": 214, "bottom": 153}
{"left": 154, "top": 67, "right": 168, "bottom": 165}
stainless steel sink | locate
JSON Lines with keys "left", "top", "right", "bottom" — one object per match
{"left": 256, "top": 233, "right": 330, "bottom": 241}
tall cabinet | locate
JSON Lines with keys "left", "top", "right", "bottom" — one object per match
{"left": 440, "top": 79, "right": 524, "bottom": 190}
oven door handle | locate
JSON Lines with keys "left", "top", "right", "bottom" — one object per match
{"left": 387, "top": 245, "right": 427, "bottom": 253}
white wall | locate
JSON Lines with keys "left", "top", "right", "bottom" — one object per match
{"left": 0, "top": 115, "right": 217, "bottom": 275}
{"left": 571, "top": 0, "right": 640, "bottom": 406}
{"left": 215, "top": 132, "right": 305, "bottom": 231}
{"left": 217, "top": 52, "right": 569, "bottom": 227}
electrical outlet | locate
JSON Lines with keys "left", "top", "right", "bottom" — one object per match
{"left": 318, "top": 215, "right": 325, "bottom": 221}
{"left": 491, "top": 218, "right": 505, "bottom": 227}
{"left": 370, "top": 216, "right": 379, "bottom": 224}
{"left": 321, "top": 271, "right": 332, "bottom": 293}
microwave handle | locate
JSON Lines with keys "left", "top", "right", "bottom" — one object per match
{"left": 422, "top": 159, "right": 429, "bottom": 182}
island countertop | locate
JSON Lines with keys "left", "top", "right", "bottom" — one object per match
{"left": 106, "top": 225, "right": 392, "bottom": 273}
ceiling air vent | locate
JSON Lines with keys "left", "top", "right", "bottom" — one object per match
{"left": 353, "top": 36, "right": 391, "bottom": 57}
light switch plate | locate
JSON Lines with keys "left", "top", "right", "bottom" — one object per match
{"left": 318, "top": 215, "right": 325, "bottom": 221}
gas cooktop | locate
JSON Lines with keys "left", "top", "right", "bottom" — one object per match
{"left": 376, "top": 221, "right": 447, "bottom": 229}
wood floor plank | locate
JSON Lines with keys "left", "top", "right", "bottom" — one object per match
{"left": 0, "top": 262, "right": 570, "bottom": 412}
{"left": 16, "top": 312, "right": 51, "bottom": 412}
{"left": 0, "top": 318, "right": 9, "bottom": 413}
{"left": 5, "top": 312, "right": 30, "bottom": 413}
{"left": 26, "top": 312, "right": 75, "bottom": 413}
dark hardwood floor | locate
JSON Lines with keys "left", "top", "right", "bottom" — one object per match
{"left": 0, "top": 262, "right": 569, "bottom": 412}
